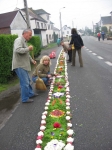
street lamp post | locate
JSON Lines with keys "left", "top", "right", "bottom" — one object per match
{"left": 72, "top": 18, "right": 76, "bottom": 28}
{"left": 59, "top": 7, "right": 65, "bottom": 38}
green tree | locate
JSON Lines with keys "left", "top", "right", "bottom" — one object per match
{"left": 101, "top": 26, "right": 108, "bottom": 33}
{"left": 85, "top": 27, "right": 93, "bottom": 35}
{"left": 95, "top": 25, "right": 100, "bottom": 34}
{"left": 53, "top": 32, "right": 58, "bottom": 42}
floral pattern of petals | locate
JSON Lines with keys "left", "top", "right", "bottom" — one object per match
{"left": 35, "top": 50, "right": 74, "bottom": 149}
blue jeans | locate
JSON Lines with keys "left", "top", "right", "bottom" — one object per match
{"left": 32, "top": 76, "right": 49, "bottom": 85}
{"left": 32, "top": 73, "right": 50, "bottom": 85}
{"left": 15, "top": 68, "right": 35, "bottom": 102}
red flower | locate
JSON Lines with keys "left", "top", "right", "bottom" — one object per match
{"left": 53, "top": 122, "right": 61, "bottom": 128}
{"left": 58, "top": 85, "right": 63, "bottom": 89}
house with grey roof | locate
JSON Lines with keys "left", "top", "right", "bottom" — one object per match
{"left": 34, "top": 9, "right": 54, "bottom": 44}
{"left": 16, "top": 8, "right": 48, "bottom": 46}
{"left": 97, "top": 11, "right": 112, "bottom": 32}
{"left": 0, "top": 10, "right": 27, "bottom": 35}
{"left": 61, "top": 25, "right": 71, "bottom": 40}
{"left": 0, "top": 8, "right": 59, "bottom": 46}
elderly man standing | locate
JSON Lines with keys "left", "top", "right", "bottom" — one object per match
{"left": 12, "top": 29, "right": 38, "bottom": 103}
{"left": 60, "top": 41, "right": 72, "bottom": 62}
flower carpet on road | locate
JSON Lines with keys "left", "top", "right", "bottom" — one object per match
{"left": 35, "top": 50, "right": 74, "bottom": 150}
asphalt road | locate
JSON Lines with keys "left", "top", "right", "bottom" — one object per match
{"left": 0, "top": 37, "right": 112, "bottom": 150}
{"left": 69, "top": 36, "right": 112, "bottom": 150}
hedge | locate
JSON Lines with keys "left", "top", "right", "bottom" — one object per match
{"left": 0, "top": 35, "right": 41, "bottom": 83}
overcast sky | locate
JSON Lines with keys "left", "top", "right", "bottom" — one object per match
{"left": 0, "top": 0, "right": 112, "bottom": 30}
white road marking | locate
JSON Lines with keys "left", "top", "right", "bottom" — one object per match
{"left": 105, "top": 61, "right": 112, "bottom": 66}
{"left": 92, "top": 53, "right": 97, "bottom": 55}
{"left": 86, "top": 48, "right": 112, "bottom": 67}
{"left": 97, "top": 56, "right": 104, "bottom": 59}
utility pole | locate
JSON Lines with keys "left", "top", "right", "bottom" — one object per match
{"left": 92, "top": 21, "right": 94, "bottom": 33}
{"left": 59, "top": 7, "right": 65, "bottom": 38}
{"left": 72, "top": 20, "right": 74, "bottom": 28}
{"left": 23, "top": 0, "right": 31, "bottom": 29}
{"left": 59, "top": 11, "right": 62, "bottom": 38}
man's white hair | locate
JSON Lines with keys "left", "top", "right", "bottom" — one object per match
{"left": 22, "top": 29, "right": 32, "bottom": 34}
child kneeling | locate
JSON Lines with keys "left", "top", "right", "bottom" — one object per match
{"left": 32, "top": 55, "right": 53, "bottom": 86}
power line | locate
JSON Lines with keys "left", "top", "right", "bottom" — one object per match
{"left": 0, "top": 0, "right": 23, "bottom": 13}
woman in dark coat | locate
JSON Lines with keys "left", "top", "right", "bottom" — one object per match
{"left": 70, "top": 28, "right": 84, "bottom": 67}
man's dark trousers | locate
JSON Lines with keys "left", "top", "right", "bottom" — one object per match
{"left": 68, "top": 50, "right": 72, "bottom": 62}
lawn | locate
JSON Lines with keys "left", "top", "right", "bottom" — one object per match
{"left": 0, "top": 77, "right": 19, "bottom": 93}
{"left": 42, "top": 42, "right": 57, "bottom": 50}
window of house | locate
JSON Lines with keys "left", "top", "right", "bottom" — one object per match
{"left": 46, "top": 24, "right": 48, "bottom": 29}
{"left": 41, "top": 23, "right": 43, "bottom": 29}
{"left": 64, "top": 27, "right": 66, "bottom": 30}
{"left": 37, "top": 22, "right": 40, "bottom": 28}
{"left": 47, "top": 15, "right": 49, "bottom": 20}
{"left": 48, "top": 24, "right": 50, "bottom": 30}
{"left": 67, "top": 31, "right": 69, "bottom": 34}
{"left": 44, "top": 23, "right": 47, "bottom": 29}
{"left": 49, "top": 34, "right": 51, "bottom": 40}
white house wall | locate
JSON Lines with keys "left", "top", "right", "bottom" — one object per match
{"left": 10, "top": 11, "right": 28, "bottom": 36}
{"left": 62, "top": 28, "right": 71, "bottom": 37}
{"left": 41, "top": 31, "right": 47, "bottom": 46}
{"left": 30, "top": 20, "right": 36, "bottom": 29}
{"left": 10, "top": 12, "right": 27, "bottom": 30}
{"left": 40, "top": 14, "right": 50, "bottom": 23}
{"left": 46, "top": 29, "right": 54, "bottom": 43}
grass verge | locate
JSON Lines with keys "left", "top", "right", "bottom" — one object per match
{"left": 42, "top": 42, "right": 57, "bottom": 50}
{"left": 0, "top": 77, "right": 19, "bottom": 93}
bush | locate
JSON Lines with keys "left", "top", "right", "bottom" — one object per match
{"left": 0, "top": 35, "right": 41, "bottom": 83}
{"left": 28, "top": 36, "right": 41, "bottom": 57}
{"left": 0, "top": 35, "right": 18, "bottom": 83}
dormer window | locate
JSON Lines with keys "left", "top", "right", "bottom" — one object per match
{"left": 41, "top": 23, "right": 43, "bottom": 29}
{"left": 44, "top": 23, "right": 47, "bottom": 29}
{"left": 37, "top": 22, "right": 40, "bottom": 28}
{"left": 47, "top": 15, "right": 49, "bottom": 20}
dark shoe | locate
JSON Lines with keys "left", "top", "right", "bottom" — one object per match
{"left": 80, "top": 65, "right": 83, "bottom": 67}
{"left": 30, "top": 94, "right": 39, "bottom": 98}
{"left": 71, "top": 64, "right": 75, "bottom": 66}
{"left": 46, "top": 84, "right": 50, "bottom": 86}
{"left": 22, "top": 99, "right": 34, "bottom": 103}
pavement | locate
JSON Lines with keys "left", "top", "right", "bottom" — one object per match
{"left": 0, "top": 46, "right": 59, "bottom": 130}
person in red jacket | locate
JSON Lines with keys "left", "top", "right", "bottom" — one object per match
{"left": 97, "top": 32, "right": 101, "bottom": 41}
